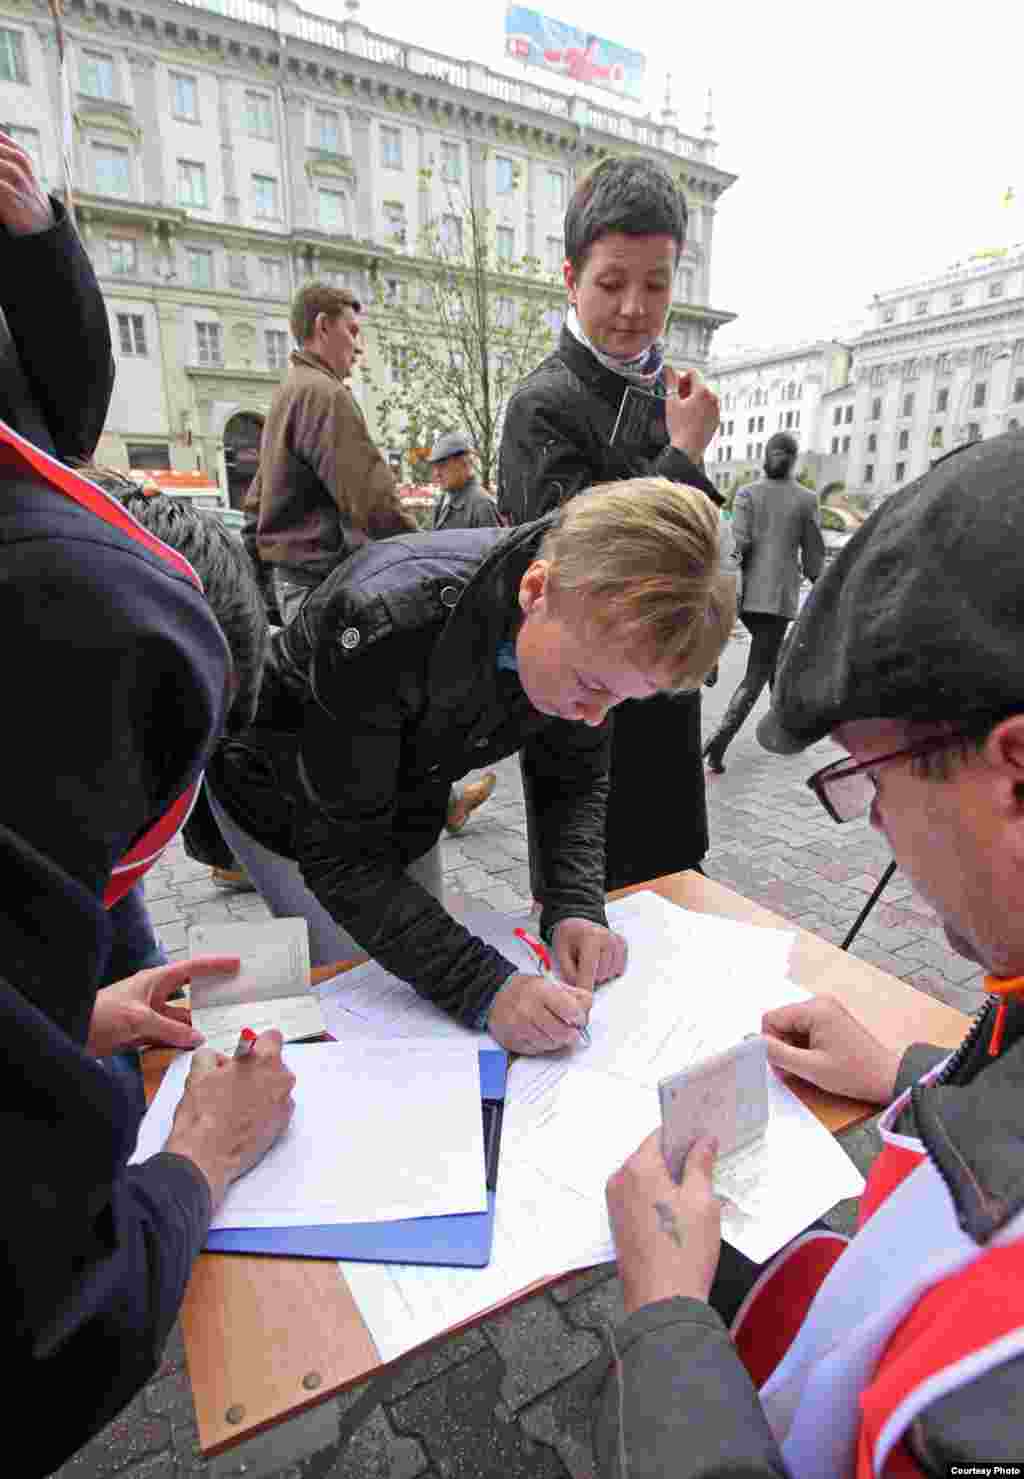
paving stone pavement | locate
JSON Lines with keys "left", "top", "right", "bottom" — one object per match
{"left": 53, "top": 628, "right": 987, "bottom": 1479}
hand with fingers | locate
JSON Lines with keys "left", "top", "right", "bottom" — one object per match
{"left": 0, "top": 127, "right": 54, "bottom": 235}
{"left": 487, "top": 971, "right": 592, "bottom": 1055}
{"left": 606, "top": 1129, "right": 722, "bottom": 1315}
{"left": 550, "top": 917, "right": 627, "bottom": 995}
{"left": 761, "top": 994, "right": 904, "bottom": 1106}
{"left": 663, "top": 364, "right": 720, "bottom": 463}
{"left": 87, "top": 954, "right": 242, "bottom": 1058}
{"left": 164, "top": 1029, "right": 296, "bottom": 1209}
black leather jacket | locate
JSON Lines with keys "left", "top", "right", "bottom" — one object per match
{"left": 209, "top": 521, "right": 611, "bottom": 1026}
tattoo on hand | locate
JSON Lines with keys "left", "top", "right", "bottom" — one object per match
{"left": 654, "top": 1200, "right": 683, "bottom": 1248}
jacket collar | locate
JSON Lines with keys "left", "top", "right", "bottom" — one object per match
{"left": 290, "top": 347, "right": 343, "bottom": 384}
{"left": 913, "top": 996, "right": 1024, "bottom": 1243}
{"left": 555, "top": 324, "right": 665, "bottom": 413}
{"left": 427, "top": 517, "right": 553, "bottom": 708}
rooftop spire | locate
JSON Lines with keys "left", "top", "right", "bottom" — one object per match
{"left": 661, "top": 72, "right": 676, "bottom": 124}
{"left": 703, "top": 87, "right": 716, "bottom": 139}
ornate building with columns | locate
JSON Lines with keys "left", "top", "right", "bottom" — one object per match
{"left": 0, "top": 0, "right": 735, "bottom": 502}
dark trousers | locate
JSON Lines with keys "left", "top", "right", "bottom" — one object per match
{"left": 706, "top": 612, "right": 790, "bottom": 763}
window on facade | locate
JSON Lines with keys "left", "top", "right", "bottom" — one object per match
{"left": 870, "top": 366, "right": 885, "bottom": 387}
{"left": 545, "top": 234, "right": 564, "bottom": 274}
{"left": 844, "top": 405, "right": 853, "bottom": 424}
{"left": 495, "top": 156, "right": 514, "bottom": 194}
{"left": 318, "top": 189, "right": 346, "bottom": 232}
{"left": 746, "top": 443, "right": 754, "bottom": 460}
{"left": 931, "top": 427, "right": 943, "bottom": 448}
{"left": 867, "top": 433, "right": 877, "bottom": 453}
{"left": 548, "top": 169, "right": 565, "bottom": 209}
{"left": 756, "top": 442, "right": 763, "bottom": 458}
{"left": 882, "top": 308, "right": 894, "bottom": 323}
{"left": 186, "top": 248, "right": 213, "bottom": 289}
{"left": 1013, "top": 378, "right": 1024, "bottom": 404}
{"left": 936, "top": 387, "right": 950, "bottom": 413}
{"left": 195, "top": 321, "right": 223, "bottom": 366}
{"left": 902, "top": 393, "right": 914, "bottom": 418}
{"left": 253, "top": 174, "right": 278, "bottom": 219}
{"left": 748, "top": 416, "right": 755, "bottom": 434}
{"left": 915, "top": 299, "right": 928, "bottom": 316}
{"left": 935, "top": 353, "right": 952, "bottom": 374}
{"left": 383, "top": 202, "right": 406, "bottom": 244}
{"left": 94, "top": 144, "right": 130, "bottom": 196}
{"left": 246, "top": 91, "right": 273, "bottom": 138}
{"left": 316, "top": 108, "right": 340, "bottom": 153}
{"left": 842, "top": 436, "right": 850, "bottom": 453}
{"left": 177, "top": 159, "right": 208, "bottom": 208}
{"left": 116, "top": 312, "right": 146, "bottom": 356}
{"left": 496, "top": 226, "right": 514, "bottom": 263}
{"left": 903, "top": 358, "right": 918, "bottom": 380}
{"left": 107, "top": 237, "right": 137, "bottom": 275}
{"left": 895, "top": 462, "right": 906, "bottom": 483}
{"left": 81, "top": 51, "right": 115, "bottom": 99}
{"left": 989, "top": 281, "right": 1005, "bottom": 299}
{"left": 757, "top": 415, "right": 765, "bottom": 432}
{"left": 440, "top": 140, "right": 461, "bottom": 181}
{"left": 898, "top": 429, "right": 909, "bottom": 451}
{"left": 967, "top": 422, "right": 981, "bottom": 442}
{"left": 973, "top": 381, "right": 988, "bottom": 409}
{"left": 0, "top": 27, "right": 27, "bottom": 83}
{"left": 172, "top": 73, "right": 198, "bottom": 121}
{"left": 833, "top": 407, "right": 842, "bottom": 426}
{"left": 126, "top": 442, "right": 170, "bottom": 469}
{"left": 260, "top": 257, "right": 286, "bottom": 297}
{"left": 974, "top": 345, "right": 993, "bottom": 370}
{"left": 871, "top": 397, "right": 882, "bottom": 420}
{"left": 265, "top": 329, "right": 289, "bottom": 370}
{"left": 388, "top": 345, "right": 408, "bottom": 384}
{"left": 950, "top": 291, "right": 964, "bottom": 308}
{"left": 785, "top": 410, "right": 794, "bottom": 429}
{"left": 864, "top": 464, "right": 874, "bottom": 484}
{"left": 380, "top": 125, "right": 402, "bottom": 169}
{"left": 440, "top": 214, "right": 462, "bottom": 255}
{"left": 787, "top": 381, "right": 796, "bottom": 400}
{"left": 830, "top": 437, "right": 839, "bottom": 455}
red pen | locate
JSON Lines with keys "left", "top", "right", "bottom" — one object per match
{"left": 234, "top": 1027, "right": 258, "bottom": 1059}
{"left": 513, "top": 927, "right": 591, "bottom": 1045}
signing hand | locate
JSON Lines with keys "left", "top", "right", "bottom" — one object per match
{"left": 607, "top": 1130, "right": 722, "bottom": 1315}
{"left": 0, "top": 130, "right": 54, "bottom": 235}
{"left": 164, "top": 1030, "right": 296, "bottom": 1209}
{"left": 551, "top": 918, "right": 627, "bottom": 993}
{"left": 762, "top": 995, "right": 903, "bottom": 1106}
{"left": 663, "top": 365, "right": 720, "bottom": 463}
{"left": 87, "top": 955, "right": 242, "bottom": 1058}
{"left": 487, "top": 971, "right": 592, "bottom": 1054}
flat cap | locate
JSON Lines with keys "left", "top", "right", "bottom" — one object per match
{"left": 427, "top": 430, "right": 473, "bottom": 463}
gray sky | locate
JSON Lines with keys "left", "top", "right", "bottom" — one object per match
{"left": 309, "top": 0, "right": 1023, "bottom": 352}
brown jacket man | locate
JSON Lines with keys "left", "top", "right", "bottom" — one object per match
{"left": 245, "top": 283, "right": 415, "bottom": 620}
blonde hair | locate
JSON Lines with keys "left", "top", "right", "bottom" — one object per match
{"left": 290, "top": 280, "right": 361, "bottom": 344}
{"left": 539, "top": 478, "right": 735, "bottom": 689}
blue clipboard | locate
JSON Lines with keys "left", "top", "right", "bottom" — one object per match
{"left": 204, "top": 1048, "right": 507, "bottom": 1268}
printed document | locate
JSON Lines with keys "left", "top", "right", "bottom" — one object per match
{"left": 132, "top": 1040, "right": 486, "bottom": 1230}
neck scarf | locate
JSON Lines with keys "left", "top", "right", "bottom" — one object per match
{"left": 565, "top": 306, "right": 665, "bottom": 388}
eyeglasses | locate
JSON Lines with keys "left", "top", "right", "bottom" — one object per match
{"left": 806, "top": 733, "right": 968, "bottom": 823}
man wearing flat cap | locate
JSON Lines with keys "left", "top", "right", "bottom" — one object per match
{"left": 593, "top": 429, "right": 1024, "bottom": 1479}
{"left": 428, "top": 431, "right": 502, "bottom": 531}
{"left": 427, "top": 431, "right": 501, "bottom": 829}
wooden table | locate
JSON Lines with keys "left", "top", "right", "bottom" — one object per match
{"left": 148, "top": 872, "right": 971, "bottom": 1455}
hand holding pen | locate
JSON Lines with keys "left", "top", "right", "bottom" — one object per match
{"left": 484, "top": 931, "right": 593, "bottom": 1056}
{"left": 515, "top": 928, "right": 591, "bottom": 1046}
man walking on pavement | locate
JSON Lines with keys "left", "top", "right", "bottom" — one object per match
{"left": 427, "top": 430, "right": 501, "bottom": 831}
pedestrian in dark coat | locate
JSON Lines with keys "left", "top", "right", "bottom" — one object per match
{"left": 703, "top": 433, "right": 825, "bottom": 772}
{"left": 498, "top": 155, "right": 723, "bottom": 890}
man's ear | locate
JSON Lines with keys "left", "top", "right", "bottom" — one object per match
{"left": 562, "top": 259, "right": 577, "bottom": 305}
{"left": 518, "top": 560, "right": 550, "bottom": 614}
{"left": 982, "top": 716, "right": 1024, "bottom": 811}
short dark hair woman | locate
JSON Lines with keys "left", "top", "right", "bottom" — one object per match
{"left": 498, "top": 154, "right": 723, "bottom": 890}
{"left": 702, "top": 432, "right": 825, "bottom": 772}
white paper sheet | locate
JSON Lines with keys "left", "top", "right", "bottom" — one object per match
{"left": 187, "top": 918, "right": 321, "bottom": 1055}
{"left": 131, "top": 1041, "right": 487, "bottom": 1229}
{"left": 316, "top": 903, "right": 518, "bottom": 1047}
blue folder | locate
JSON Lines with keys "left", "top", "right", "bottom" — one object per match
{"left": 204, "top": 1048, "right": 507, "bottom": 1268}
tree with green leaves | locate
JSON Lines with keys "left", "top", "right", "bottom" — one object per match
{"left": 362, "top": 146, "right": 561, "bottom": 490}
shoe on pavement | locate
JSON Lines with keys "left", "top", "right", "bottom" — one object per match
{"left": 446, "top": 772, "right": 497, "bottom": 834}
{"left": 211, "top": 866, "right": 257, "bottom": 892}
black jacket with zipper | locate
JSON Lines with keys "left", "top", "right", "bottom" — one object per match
{"left": 209, "top": 520, "right": 611, "bottom": 1026}
{"left": 497, "top": 327, "right": 724, "bottom": 888}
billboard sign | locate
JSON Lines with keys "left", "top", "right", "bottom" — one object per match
{"left": 504, "top": 4, "right": 645, "bottom": 103}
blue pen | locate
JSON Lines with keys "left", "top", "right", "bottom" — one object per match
{"left": 514, "top": 927, "right": 591, "bottom": 1045}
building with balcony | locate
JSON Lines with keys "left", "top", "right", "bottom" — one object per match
{"left": 1, "top": 0, "right": 735, "bottom": 500}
